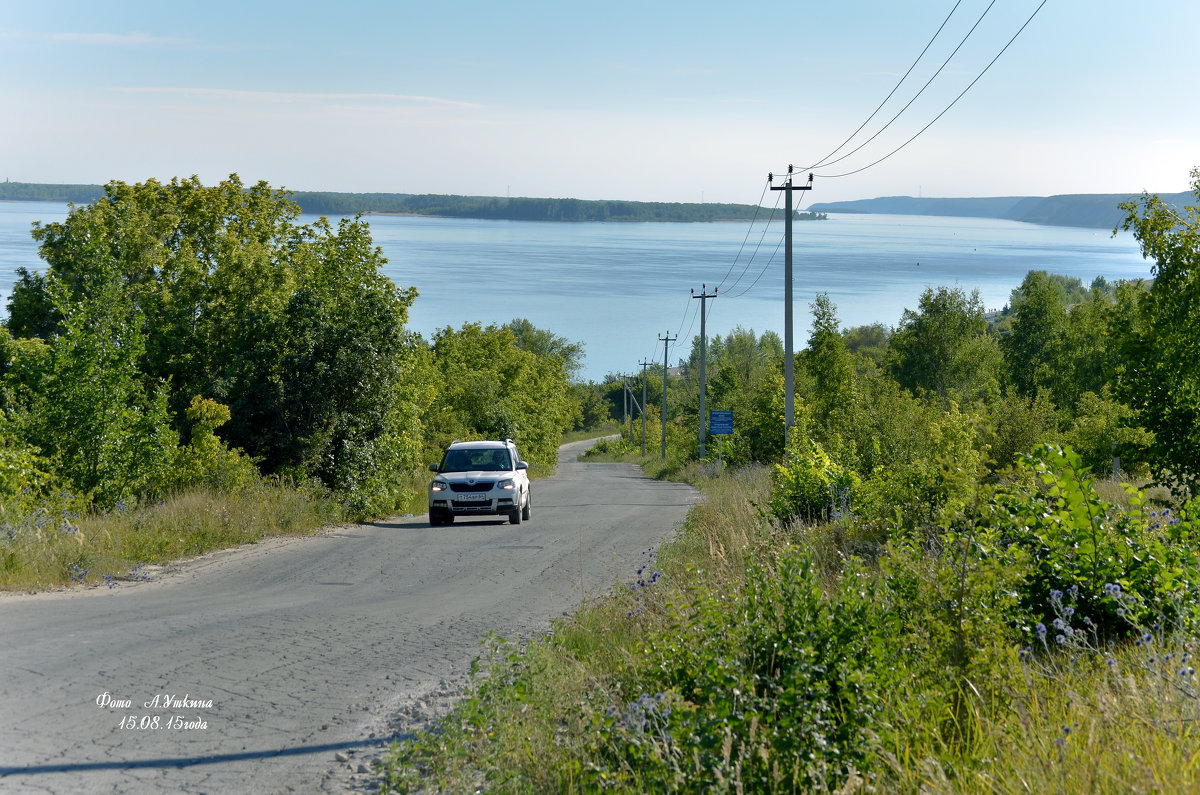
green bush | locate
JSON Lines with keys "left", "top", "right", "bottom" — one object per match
{"left": 1000, "top": 444, "right": 1200, "bottom": 640}
{"left": 165, "top": 396, "right": 260, "bottom": 494}
{"left": 592, "top": 548, "right": 891, "bottom": 791}
{"left": 768, "top": 435, "right": 859, "bottom": 524}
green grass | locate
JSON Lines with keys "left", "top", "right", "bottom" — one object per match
{"left": 0, "top": 480, "right": 342, "bottom": 591}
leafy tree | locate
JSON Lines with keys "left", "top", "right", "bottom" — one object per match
{"left": 220, "top": 216, "right": 423, "bottom": 508}
{"left": 843, "top": 322, "right": 891, "bottom": 365}
{"left": 428, "top": 322, "right": 574, "bottom": 475}
{"left": 1116, "top": 168, "right": 1200, "bottom": 496}
{"left": 166, "top": 396, "right": 259, "bottom": 493}
{"left": 985, "top": 388, "right": 1060, "bottom": 471}
{"left": 27, "top": 270, "right": 176, "bottom": 507}
{"left": 700, "top": 327, "right": 785, "bottom": 465}
{"left": 1065, "top": 389, "right": 1153, "bottom": 475}
{"left": 1058, "top": 287, "right": 1118, "bottom": 409}
{"left": 567, "top": 382, "right": 613, "bottom": 430}
{"left": 1002, "top": 271, "right": 1068, "bottom": 399}
{"left": 503, "top": 318, "right": 585, "bottom": 379}
{"left": 803, "top": 294, "right": 856, "bottom": 450}
{"left": 888, "top": 286, "right": 1000, "bottom": 403}
{"left": 9, "top": 175, "right": 424, "bottom": 510}
{"left": 5, "top": 267, "right": 61, "bottom": 339}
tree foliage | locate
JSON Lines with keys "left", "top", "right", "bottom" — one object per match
{"left": 889, "top": 285, "right": 1000, "bottom": 403}
{"left": 1117, "top": 168, "right": 1200, "bottom": 497}
{"left": 427, "top": 323, "right": 575, "bottom": 477}
{"left": 5, "top": 176, "right": 426, "bottom": 511}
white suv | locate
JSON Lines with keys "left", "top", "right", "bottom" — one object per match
{"left": 428, "top": 439, "right": 531, "bottom": 526}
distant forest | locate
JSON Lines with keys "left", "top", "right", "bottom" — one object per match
{"left": 809, "top": 191, "right": 1193, "bottom": 229}
{"left": 0, "top": 182, "right": 824, "bottom": 223}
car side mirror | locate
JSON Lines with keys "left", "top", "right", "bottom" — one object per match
{"left": 429, "top": 463, "right": 440, "bottom": 472}
{"left": 517, "top": 461, "right": 528, "bottom": 470}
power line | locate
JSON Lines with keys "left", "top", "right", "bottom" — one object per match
{"left": 810, "top": 0, "right": 1000, "bottom": 173}
{"left": 718, "top": 185, "right": 785, "bottom": 296}
{"left": 726, "top": 185, "right": 810, "bottom": 299}
{"left": 815, "top": 0, "right": 1050, "bottom": 180}
{"left": 713, "top": 178, "right": 771, "bottom": 293}
{"left": 807, "top": 0, "right": 966, "bottom": 171}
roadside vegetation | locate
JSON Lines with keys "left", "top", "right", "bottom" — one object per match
{"left": 378, "top": 170, "right": 1200, "bottom": 791}
{"left": 0, "top": 175, "right": 582, "bottom": 591}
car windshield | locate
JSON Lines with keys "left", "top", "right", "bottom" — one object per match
{"left": 440, "top": 448, "right": 511, "bottom": 472}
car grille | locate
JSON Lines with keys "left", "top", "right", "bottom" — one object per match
{"left": 450, "top": 481, "right": 495, "bottom": 493}
{"left": 451, "top": 500, "right": 493, "bottom": 509}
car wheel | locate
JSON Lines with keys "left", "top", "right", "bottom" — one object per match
{"left": 509, "top": 508, "right": 521, "bottom": 525}
{"left": 521, "top": 491, "right": 531, "bottom": 521}
{"left": 429, "top": 510, "right": 443, "bottom": 526}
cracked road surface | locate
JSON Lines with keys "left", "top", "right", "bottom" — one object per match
{"left": 0, "top": 438, "right": 699, "bottom": 793}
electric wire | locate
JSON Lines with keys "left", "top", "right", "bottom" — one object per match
{"left": 807, "top": 0, "right": 966, "bottom": 171}
{"left": 808, "top": 0, "right": 1000, "bottom": 173}
{"left": 816, "top": 0, "right": 1049, "bottom": 179}
{"left": 713, "top": 178, "right": 771, "bottom": 293}
{"left": 727, "top": 188, "right": 811, "bottom": 299}
{"left": 717, "top": 183, "right": 785, "bottom": 296}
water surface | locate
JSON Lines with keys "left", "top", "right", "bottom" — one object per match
{"left": 0, "top": 202, "right": 1152, "bottom": 381}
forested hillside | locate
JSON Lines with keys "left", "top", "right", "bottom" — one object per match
{"left": 0, "top": 182, "right": 815, "bottom": 223}
{"left": 811, "top": 190, "right": 1195, "bottom": 229}
{"left": 811, "top": 190, "right": 1193, "bottom": 228}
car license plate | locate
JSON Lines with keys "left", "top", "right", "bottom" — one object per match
{"left": 456, "top": 493, "right": 488, "bottom": 502}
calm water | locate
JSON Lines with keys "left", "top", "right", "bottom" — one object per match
{"left": 0, "top": 201, "right": 1153, "bottom": 381}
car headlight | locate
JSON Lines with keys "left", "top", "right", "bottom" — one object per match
{"left": 430, "top": 479, "right": 449, "bottom": 492}
{"left": 498, "top": 478, "right": 516, "bottom": 490}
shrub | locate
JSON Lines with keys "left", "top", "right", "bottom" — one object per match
{"left": 768, "top": 435, "right": 859, "bottom": 524}
{"left": 1000, "top": 444, "right": 1200, "bottom": 640}
{"left": 165, "top": 396, "right": 260, "bottom": 494}
{"left": 594, "top": 547, "right": 891, "bottom": 791}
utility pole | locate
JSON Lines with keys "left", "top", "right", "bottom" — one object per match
{"left": 627, "top": 377, "right": 635, "bottom": 439}
{"left": 624, "top": 374, "right": 633, "bottom": 441}
{"left": 769, "top": 165, "right": 812, "bottom": 452}
{"left": 691, "top": 284, "right": 717, "bottom": 459}
{"left": 639, "top": 359, "right": 651, "bottom": 456}
{"left": 659, "top": 332, "right": 676, "bottom": 460}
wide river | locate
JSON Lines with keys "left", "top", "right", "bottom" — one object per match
{"left": 0, "top": 201, "right": 1152, "bottom": 381}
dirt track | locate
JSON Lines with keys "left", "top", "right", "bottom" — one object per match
{"left": 0, "top": 438, "right": 699, "bottom": 793}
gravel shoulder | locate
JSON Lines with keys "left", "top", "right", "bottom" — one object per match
{"left": 0, "top": 438, "right": 698, "bottom": 793}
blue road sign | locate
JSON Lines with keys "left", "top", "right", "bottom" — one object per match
{"left": 709, "top": 410, "right": 733, "bottom": 435}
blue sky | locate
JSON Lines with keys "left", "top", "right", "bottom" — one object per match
{"left": 2, "top": 0, "right": 1197, "bottom": 204}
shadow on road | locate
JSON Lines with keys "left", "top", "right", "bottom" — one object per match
{"left": 0, "top": 735, "right": 402, "bottom": 777}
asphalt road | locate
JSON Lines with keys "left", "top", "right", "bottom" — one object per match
{"left": 0, "top": 438, "right": 699, "bottom": 793}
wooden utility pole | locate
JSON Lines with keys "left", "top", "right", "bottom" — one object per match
{"left": 691, "top": 284, "right": 717, "bottom": 459}
{"left": 769, "top": 166, "right": 812, "bottom": 452}
{"left": 659, "top": 332, "right": 676, "bottom": 460}
{"left": 624, "top": 374, "right": 633, "bottom": 441}
{"left": 639, "top": 359, "right": 651, "bottom": 456}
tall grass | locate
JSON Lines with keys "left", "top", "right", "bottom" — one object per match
{"left": 0, "top": 480, "right": 342, "bottom": 591}
{"left": 377, "top": 461, "right": 1200, "bottom": 793}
